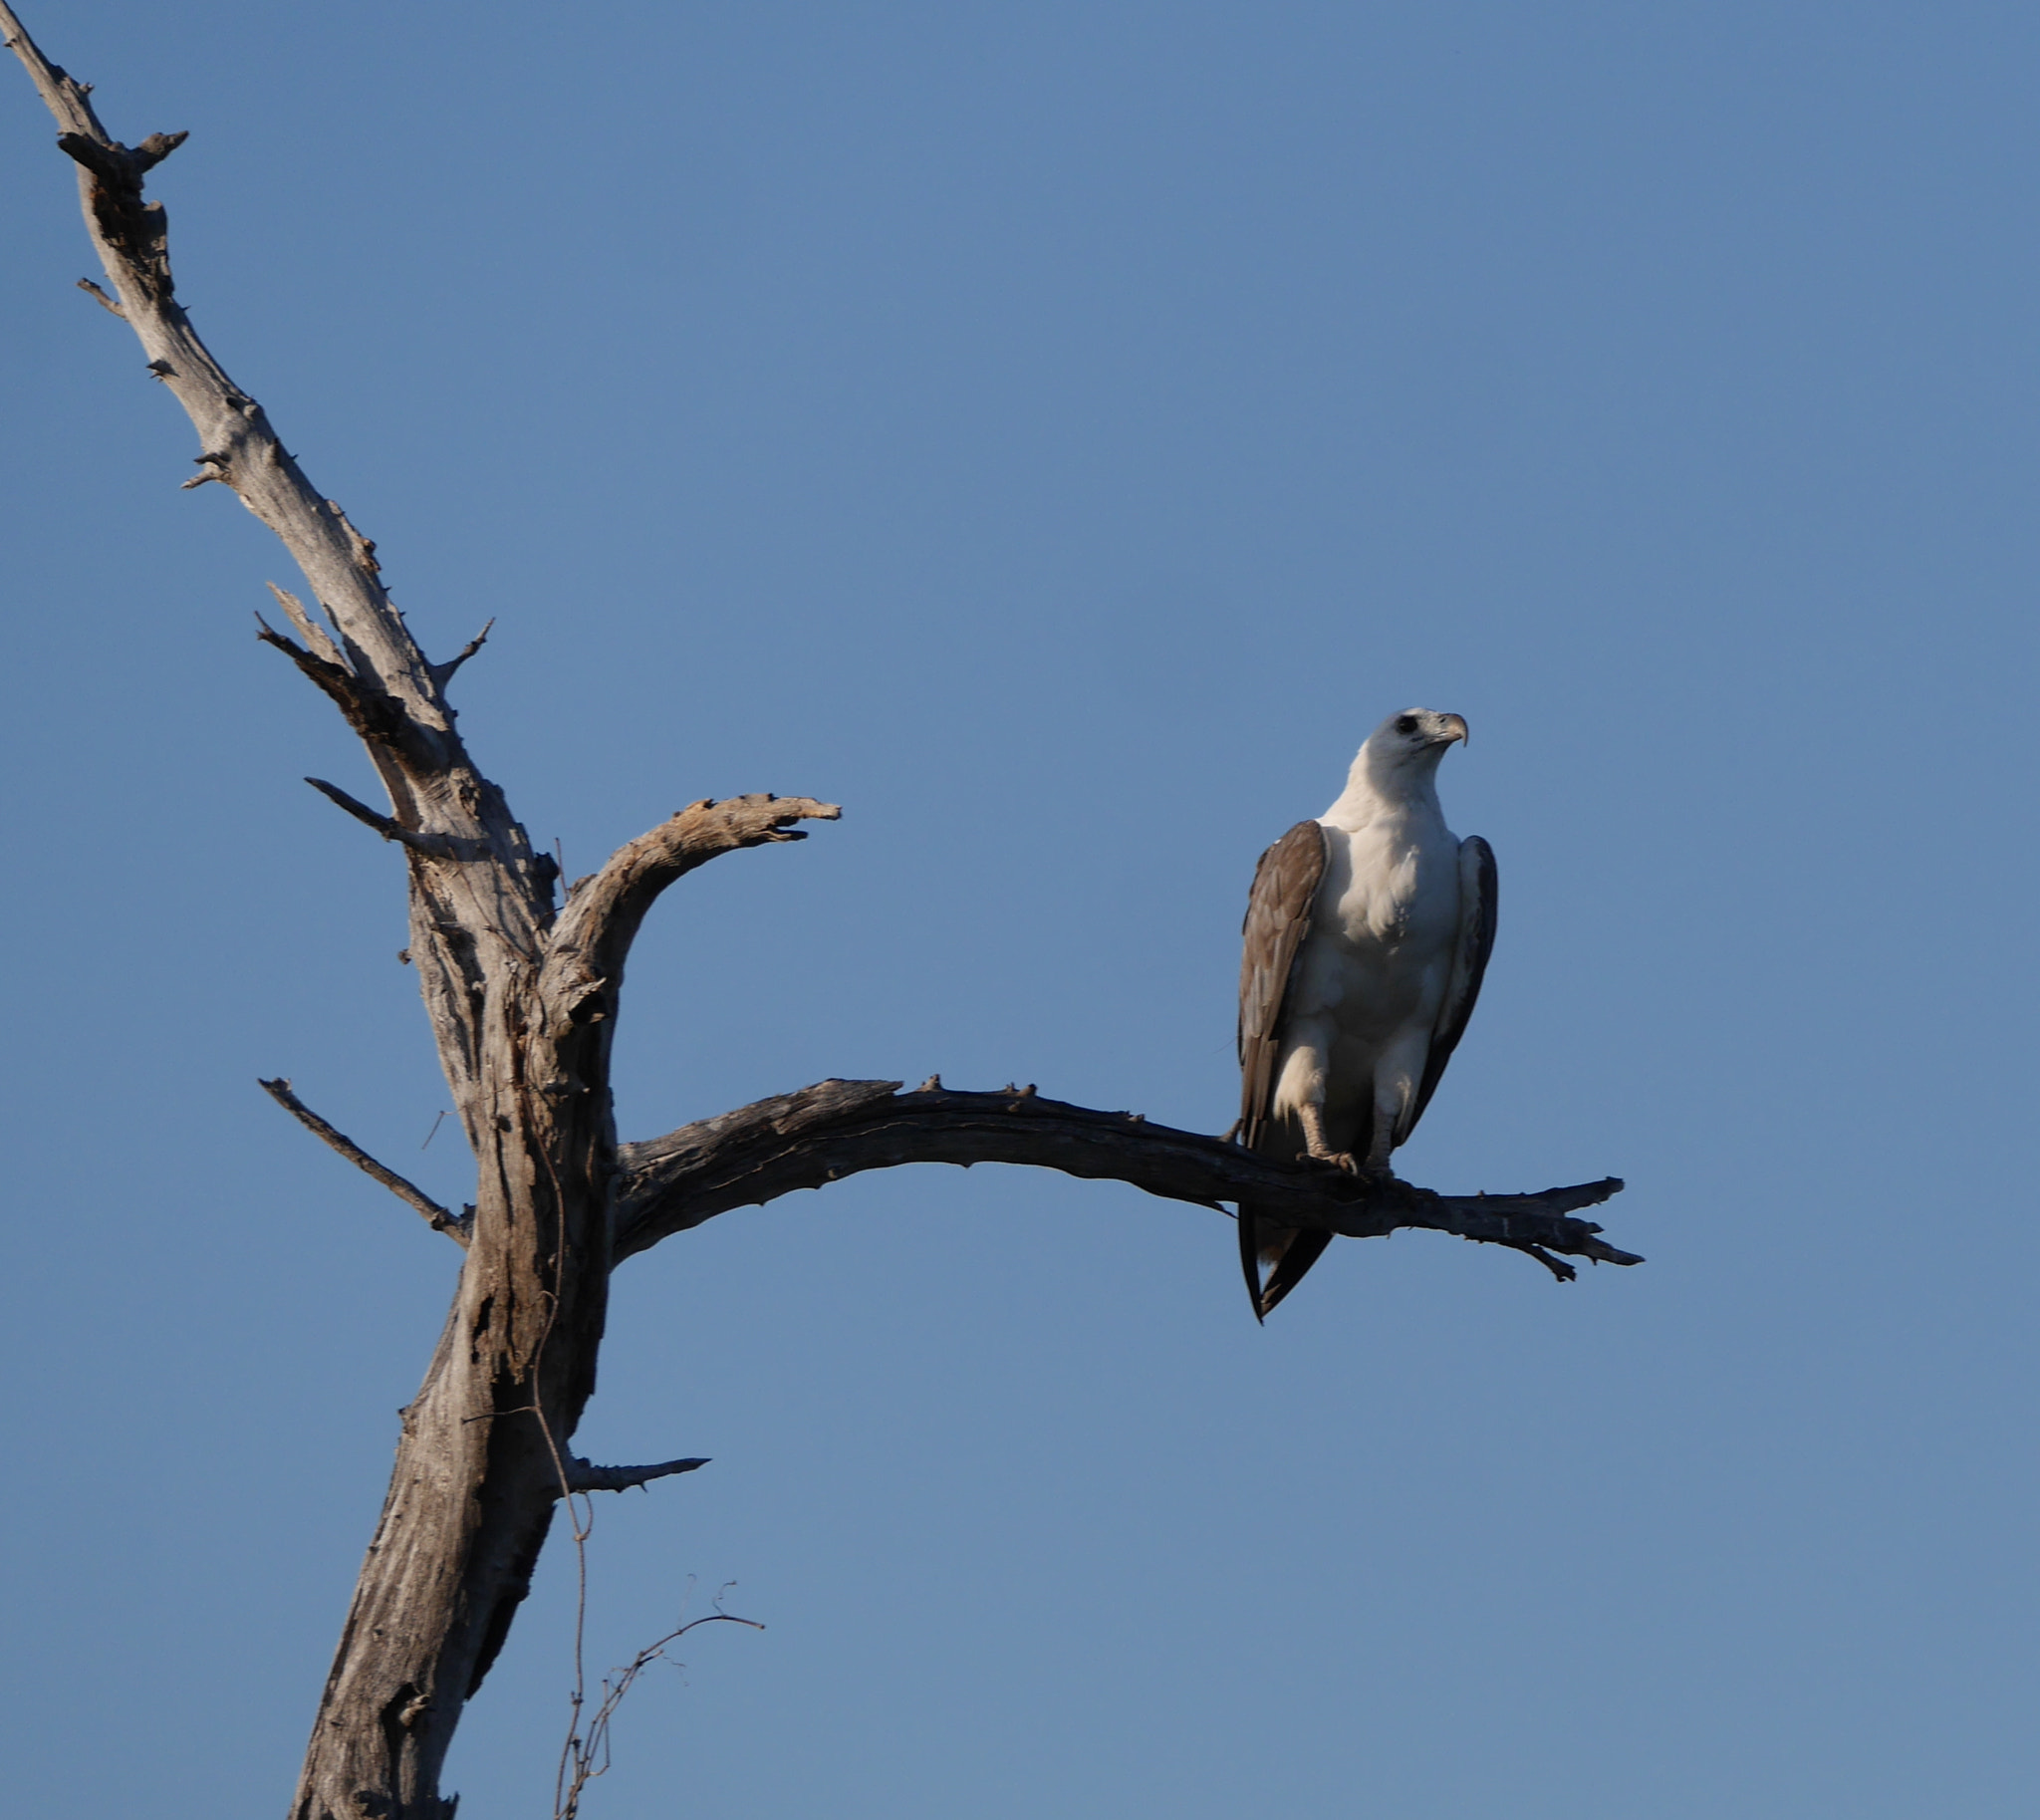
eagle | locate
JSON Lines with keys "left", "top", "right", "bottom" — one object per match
{"left": 1234, "top": 708, "right": 1497, "bottom": 1319}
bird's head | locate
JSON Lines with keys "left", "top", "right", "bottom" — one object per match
{"left": 1363, "top": 707, "right": 1468, "bottom": 775}
{"left": 1345, "top": 708, "right": 1470, "bottom": 804}
{"left": 1326, "top": 708, "right": 1470, "bottom": 818}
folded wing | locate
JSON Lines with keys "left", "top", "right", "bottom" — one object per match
{"left": 1402, "top": 834, "right": 1497, "bottom": 1144}
{"left": 1234, "top": 820, "right": 1329, "bottom": 1318}
{"left": 1237, "top": 819, "right": 1329, "bottom": 1146}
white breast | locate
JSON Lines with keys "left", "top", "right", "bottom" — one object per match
{"left": 1290, "top": 816, "right": 1461, "bottom": 1047}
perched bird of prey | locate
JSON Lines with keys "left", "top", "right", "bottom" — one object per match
{"left": 1235, "top": 708, "right": 1497, "bottom": 1318}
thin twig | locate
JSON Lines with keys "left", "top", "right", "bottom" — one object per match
{"left": 1495, "top": 1240, "right": 1577, "bottom": 1283}
{"left": 303, "top": 776, "right": 457, "bottom": 857}
{"left": 76, "top": 275, "right": 123, "bottom": 317}
{"left": 257, "top": 1077, "right": 469, "bottom": 1245}
{"left": 556, "top": 1583, "right": 763, "bottom": 1820}
{"left": 429, "top": 618, "right": 494, "bottom": 686}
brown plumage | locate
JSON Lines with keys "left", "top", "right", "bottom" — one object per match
{"left": 1233, "top": 710, "right": 1498, "bottom": 1318}
{"left": 1234, "top": 820, "right": 1337, "bottom": 1318}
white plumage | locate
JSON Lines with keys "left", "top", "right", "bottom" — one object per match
{"left": 1234, "top": 708, "right": 1496, "bottom": 1316}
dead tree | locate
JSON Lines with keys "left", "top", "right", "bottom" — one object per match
{"left": 0, "top": 13, "right": 1638, "bottom": 1818}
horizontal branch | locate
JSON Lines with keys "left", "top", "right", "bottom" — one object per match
{"left": 613, "top": 1080, "right": 1637, "bottom": 1273}
{"left": 258, "top": 1077, "right": 469, "bottom": 1244}
{"left": 563, "top": 1455, "right": 710, "bottom": 1495}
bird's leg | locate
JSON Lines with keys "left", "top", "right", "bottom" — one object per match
{"left": 1362, "top": 1125, "right": 1397, "bottom": 1176}
{"left": 1356, "top": 1089, "right": 1407, "bottom": 1180}
{"left": 1297, "top": 1103, "right": 1359, "bottom": 1173}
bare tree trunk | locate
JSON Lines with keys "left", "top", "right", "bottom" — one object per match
{"left": 0, "top": 13, "right": 1637, "bottom": 1816}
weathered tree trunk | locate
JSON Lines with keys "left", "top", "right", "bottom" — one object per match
{"left": 0, "top": 13, "right": 1637, "bottom": 1816}
{"left": 293, "top": 993, "right": 612, "bottom": 1815}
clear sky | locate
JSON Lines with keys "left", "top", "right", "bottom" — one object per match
{"left": 1, "top": 3, "right": 2034, "bottom": 1815}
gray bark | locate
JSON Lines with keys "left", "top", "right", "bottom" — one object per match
{"left": 0, "top": 12, "right": 1638, "bottom": 1816}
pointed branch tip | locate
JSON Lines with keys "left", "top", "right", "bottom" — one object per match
{"left": 304, "top": 778, "right": 454, "bottom": 858}
{"left": 564, "top": 1456, "right": 710, "bottom": 1495}
{"left": 262, "top": 581, "right": 348, "bottom": 668}
{"left": 429, "top": 618, "right": 494, "bottom": 687}
{"left": 129, "top": 129, "right": 187, "bottom": 172}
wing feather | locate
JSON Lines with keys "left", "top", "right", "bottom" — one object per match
{"left": 1402, "top": 833, "right": 1497, "bottom": 1140}
{"left": 1237, "top": 820, "right": 1329, "bottom": 1150}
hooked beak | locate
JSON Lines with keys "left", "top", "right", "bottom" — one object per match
{"left": 1438, "top": 712, "right": 1469, "bottom": 747}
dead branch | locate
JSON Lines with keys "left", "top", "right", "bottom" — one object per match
{"left": 564, "top": 1456, "right": 711, "bottom": 1495}
{"left": 258, "top": 1077, "right": 469, "bottom": 1244}
{"left": 264, "top": 580, "right": 349, "bottom": 668}
{"left": 540, "top": 794, "right": 842, "bottom": 1018}
{"left": 555, "top": 1592, "right": 764, "bottom": 1820}
{"left": 3, "top": 6, "right": 440, "bottom": 714}
{"left": 253, "top": 617, "right": 451, "bottom": 765}
{"left": 252, "top": 611, "right": 364, "bottom": 705}
{"left": 303, "top": 776, "right": 460, "bottom": 858}
{"left": 614, "top": 1080, "right": 1637, "bottom": 1272}
{"left": 76, "top": 274, "right": 123, "bottom": 316}
{"left": 429, "top": 619, "right": 494, "bottom": 687}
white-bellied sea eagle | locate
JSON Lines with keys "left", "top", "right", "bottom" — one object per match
{"left": 1235, "top": 708, "right": 1497, "bottom": 1318}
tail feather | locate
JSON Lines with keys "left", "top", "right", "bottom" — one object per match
{"left": 1237, "top": 1207, "right": 1267, "bottom": 1323}
{"left": 1237, "top": 1210, "right": 1335, "bottom": 1320}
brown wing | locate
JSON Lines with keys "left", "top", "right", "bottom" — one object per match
{"left": 1237, "top": 820, "right": 1329, "bottom": 1150}
{"left": 1403, "top": 834, "right": 1497, "bottom": 1140}
{"left": 1235, "top": 820, "right": 1330, "bottom": 1321}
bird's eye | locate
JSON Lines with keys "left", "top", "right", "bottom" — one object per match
{"left": 1394, "top": 714, "right": 1418, "bottom": 735}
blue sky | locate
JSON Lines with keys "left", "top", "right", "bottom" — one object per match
{"left": 1, "top": 3, "right": 2034, "bottom": 1815}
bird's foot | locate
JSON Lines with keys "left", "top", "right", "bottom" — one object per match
{"left": 1304, "top": 1146, "right": 1362, "bottom": 1174}
{"left": 1304, "top": 1151, "right": 1402, "bottom": 1201}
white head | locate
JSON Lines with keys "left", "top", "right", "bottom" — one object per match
{"left": 1353, "top": 707, "right": 1470, "bottom": 798}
